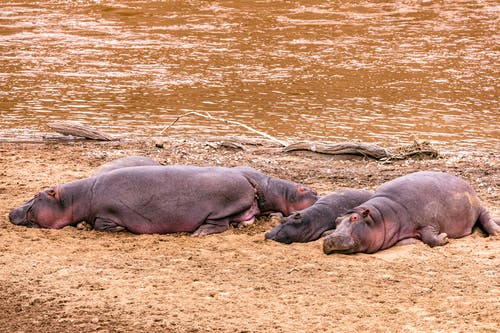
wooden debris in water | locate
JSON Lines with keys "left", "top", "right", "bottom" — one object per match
{"left": 47, "top": 121, "right": 116, "bottom": 141}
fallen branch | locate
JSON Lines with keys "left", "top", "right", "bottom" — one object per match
{"left": 283, "top": 142, "right": 390, "bottom": 159}
{"left": 47, "top": 121, "right": 116, "bottom": 141}
{"left": 159, "top": 111, "right": 288, "bottom": 147}
{"left": 283, "top": 140, "right": 438, "bottom": 161}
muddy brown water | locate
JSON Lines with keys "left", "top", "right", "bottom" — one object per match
{"left": 0, "top": 1, "right": 498, "bottom": 152}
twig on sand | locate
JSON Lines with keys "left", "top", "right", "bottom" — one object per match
{"left": 159, "top": 111, "right": 289, "bottom": 147}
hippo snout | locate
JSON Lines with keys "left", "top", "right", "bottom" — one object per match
{"left": 9, "top": 207, "right": 26, "bottom": 225}
{"left": 264, "top": 228, "right": 278, "bottom": 241}
{"left": 265, "top": 224, "right": 296, "bottom": 244}
{"left": 323, "top": 234, "right": 357, "bottom": 254}
{"left": 265, "top": 226, "right": 292, "bottom": 244}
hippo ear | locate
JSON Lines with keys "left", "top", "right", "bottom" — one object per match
{"left": 293, "top": 212, "right": 302, "bottom": 219}
{"left": 47, "top": 188, "right": 59, "bottom": 200}
{"left": 296, "top": 185, "right": 307, "bottom": 193}
{"left": 361, "top": 209, "right": 370, "bottom": 218}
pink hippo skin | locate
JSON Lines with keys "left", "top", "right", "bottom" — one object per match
{"left": 323, "top": 171, "right": 500, "bottom": 254}
{"left": 9, "top": 166, "right": 318, "bottom": 236}
{"left": 265, "top": 189, "right": 372, "bottom": 244}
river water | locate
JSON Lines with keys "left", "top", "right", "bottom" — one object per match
{"left": 0, "top": 1, "right": 498, "bottom": 152}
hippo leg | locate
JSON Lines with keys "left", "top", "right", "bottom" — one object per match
{"left": 420, "top": 226, "right": 449, "bottom": 247}
{"left": 321, "top": 229, "right": 335, "bottom": 237}
{"left": 394, "top": 238, "right": 417, "bottom": 246}
{"left": 192, "top": 219, "right": 230, "bottom": 236}
{"left": 477, "top": 208, "right": 500, "bottom": 236}
{"left": 94, "top": 217, "right": 126, "bottom": 232}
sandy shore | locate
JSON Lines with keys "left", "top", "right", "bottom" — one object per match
{"left": 0, "top": 138, "right": 498, "bottom": 332}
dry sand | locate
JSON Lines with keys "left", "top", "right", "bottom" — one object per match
{"left": 0, "top": 138, "right": 498, "bottom": 332}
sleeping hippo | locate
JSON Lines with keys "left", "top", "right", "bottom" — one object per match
{"left": 94, "top": 160, "right": 317, "bottom": 217}
{"left": 265, "top": 189, "right": 373, "bottom": 244}
{"left": 94, "top": 156, "right": 161, "bottom": 175}
{"left": 9, "top": 165, "right": 318, "bottom": 236}
{"left": 323, "top": 171, "right": 500, "bottom": 254}
{"left": 231, "top": 166, "right": 318, "bottom": 216}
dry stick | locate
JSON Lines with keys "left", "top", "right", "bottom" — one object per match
{"left": 159, "top": 111, "right": 289, "bottom": 147}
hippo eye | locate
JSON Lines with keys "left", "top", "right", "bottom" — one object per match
{"left": 350, "top": 215, "right": 359, "bottom": 223}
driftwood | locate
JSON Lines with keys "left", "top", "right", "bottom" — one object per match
{"left": 283, "top": 142, "right": 390, "bottom": 159}
{"left": 283, "top": 140, "right": 438, "bottom": 161}
{"left": 47, "top": 121, "right": 116, "bottom": 141}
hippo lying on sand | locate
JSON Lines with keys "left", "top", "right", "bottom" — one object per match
{"left": 265, "top": 189, "right": 372, "bottom": 244}
{"left": 9, "top": 166, "right": 317, "bottom": 236}
{"left": 323, "top": 171, "right": 500, "bottom": 254}
{"left": 94, "top": 156, "right": 161, "bottom": 175}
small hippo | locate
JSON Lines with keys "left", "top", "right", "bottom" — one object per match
{"left": 265, "top": 189, "right": 373, "bottom": 244}
{"left": 94, "top": 156, "right": 161, "bottom": 175}
{"left": 232, "top": 166, "right": 318, "bottom": 216}
{"left": 9, "top": 165, "right": 317, "bottom": 236}
{"left": 323, "top": 171, "right": 500, "bottom": 254}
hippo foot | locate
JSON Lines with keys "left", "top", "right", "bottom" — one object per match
{"left": 486, "top": 220, "right": 500, "bottom": 236}
{"left": 192, "top": 223, "right": 229, "bottom": 236}
{"left": 437, "top": 233, "right": 449, "bottom": 245}
{"left": 426, "top": 233, "right": 448, "bottom": 247}
{"left": 421, "top": 226, "right": 449, "bottom": 247}
{"left": 76, "top": 221, "right": 93, "bottom": 231}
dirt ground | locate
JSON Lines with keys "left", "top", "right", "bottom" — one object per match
{"left": 0, "top": 137, "right": 498, "bottom": 333}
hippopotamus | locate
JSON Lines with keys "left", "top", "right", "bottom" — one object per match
{"left": 231, "top": 166, "right": 318, "bottom": 216}
{"left": 94, "top": 161, "right": 317, "bottom": 216}
{"left": 9, "top": 166, "right": 318, "bottom": 236}
{"left": 265, "top": 189, "right": 373, "bottom": 244}
{"left": 323, "top": 171, "right": 500, "bottom": 254}
{"left": 94, "top": 156, "right": 161, "bottom": 175}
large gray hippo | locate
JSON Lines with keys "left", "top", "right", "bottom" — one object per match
{"left": 9, "top": 166, "right": 318, "bottom": 236}
{"left": 265, "top": 189, "right": 373, "bottom": 244}
{"left": 323, "top": 171, "right": 500, "bottom": 254}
